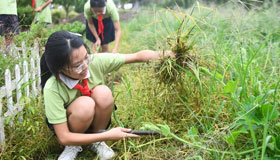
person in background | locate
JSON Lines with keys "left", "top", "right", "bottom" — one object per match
{"left": 0, "top": 0, "right": 19, "bottom": 51}
{"left": 40, "top": 30, "right": 173, "bottom": 160}
{"left": 84, "top": 0, "right": 121, "bottom": 53}
{"left": 35, "top": 0, "right": 53, "bottom": 25}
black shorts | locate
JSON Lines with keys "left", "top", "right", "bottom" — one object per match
{"left": 0, "top": 15, "right": 19, "bottom": 37}
{"left": 85, "top": 17, "right": 115, "bottom": 45}
{"left": 47, "top": 105, "right": 117, "bottom": 134}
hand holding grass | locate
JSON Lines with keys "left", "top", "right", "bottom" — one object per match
{"left": 93, "top": 38, "right": 101, "bottom": 53}
{"left": 102, "top": 127, "right": 140, "bottom": 140}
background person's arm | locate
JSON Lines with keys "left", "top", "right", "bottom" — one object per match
{"left": 35, "top": 0, "right": 53, "bottom": 12}
{"left": 112, "top": 21, "right": 121, "bottom": 53}
{"left": 88, "top": 18, "right": 101, "bottom": 50}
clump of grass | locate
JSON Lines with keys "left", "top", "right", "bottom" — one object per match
{"left": 155, "top": 24, "right": 199, "bottom": 85}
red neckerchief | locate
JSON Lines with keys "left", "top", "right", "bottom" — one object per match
{"left": 98, "top": 14, "right": 104, "bottom": 40}
{"left": 32, "top": 0, "right": 36, "bottom": 15}
{"left": 74, "top": 79, "right": 93, "bottom": 96}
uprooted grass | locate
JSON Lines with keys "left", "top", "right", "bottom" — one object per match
{"left": 155, "top": 34, "right": 200, "bottom": 85}
{"left": 154, "top": 7, "right": 201, "bottom": 85}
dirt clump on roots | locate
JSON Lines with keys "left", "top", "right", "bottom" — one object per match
{"left": 155, "top": 31, "right": 199, "bottom": 85}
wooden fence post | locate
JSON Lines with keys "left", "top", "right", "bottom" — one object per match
{"left": 0, "top": 101, "right": 5, "bottom": 149}
{"left": 15, "top": 65, "right": 22, "bottom": 104}
{"left": 31, "top": 58, "right": 37, "bottom": 96}
{"left": 23, "top": 61, "right": 29, "bottom": 97}
{"left": 32, "top": 41, "right": 39, "bottom": 58}
{"left": 15, "top": 65, "right": 24, "bottom": 121}
{"left": 5, "top": 69, "right": 14, "bottom": 126}
{"left": 22, "top": 41, "right": 27, "bottom": 59}
{"left": 37, "top": 56, "right": 41, "bottom": 90}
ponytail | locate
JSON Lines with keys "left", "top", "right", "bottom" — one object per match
{"left": 40, "top": 53, "right": 52, "bottom": 89}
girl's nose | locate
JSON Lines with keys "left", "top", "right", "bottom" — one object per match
{"left": 83, "top": 60, "right": 89, "bottom": 70}
{"left": 84, "top": 63, "right": 89, "bottom": 70}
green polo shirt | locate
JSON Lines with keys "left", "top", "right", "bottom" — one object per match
{"left": 44, "top": 53, "right": 125, "bottom": 124}
{"left": 0, "top": 0, "right": 17, "bottom": 15}
{"left": 84, "top": 0, "right": 119, "bottom": 22}
{"left": 35, "top": 0, "right": 52, "bottom": 24}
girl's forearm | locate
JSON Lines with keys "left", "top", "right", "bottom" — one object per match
{"left": 125, "top": 50, "right": 169, "bottom": 64}
{"left": 88, "top": 20, "right": 99, "bottom": 40}
{"left": 40, "top": 0, "right": 53, "bottom": 10}
{"left": 58, "top": 132, "right": 111, "bottom": 146}
{"left": 113, "top": 21, "right": 121, "bottom": 51}
{"left": 114, "top": 29, "right": 121, "bottom": 51}
{"left": 135, "top": 50, "right": 162, "bottom": 62}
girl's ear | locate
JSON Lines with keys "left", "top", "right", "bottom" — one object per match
{"left": 59, "top": 68, "right": 69, "bottom": 76}
{"left": 58, "top": 68, "right": 64, "bottom": 74}
{"left": 58, "top": 65, "right": 67, "bottom": 73}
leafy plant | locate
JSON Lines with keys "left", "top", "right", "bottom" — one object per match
{"left": 17, "top": 5, "right": 34, "bottom": 30}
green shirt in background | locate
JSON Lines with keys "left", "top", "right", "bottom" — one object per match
{"left": 84, "top": 0, "right": 119, "bottom": 22}
{"left": 0, "top": 0, "right": 17, "bottom": 15}
{"left": 36, "top": 0, "right": 52, "bottom": 24}
{"left": 44, "top": 53, "right": 125, "bottom": 124}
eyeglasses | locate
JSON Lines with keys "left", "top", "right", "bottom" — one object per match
{"left": 67, "top": 55, "right": 90, "bottom": 74}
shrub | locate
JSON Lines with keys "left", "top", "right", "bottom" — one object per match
{"left": 17, "top": 5, "right": 35, "bottom": 30}
{"left": 55, "top": 22, "right": 86, "bottom": 34}
{"left": 51, "top": 9, "right": 66, "bottom": 24}
{"left": 14, "top": 23, "right": 49, "bottom": 49}
{"left": 68, "top": 11, "right": 79, "bottom": 20}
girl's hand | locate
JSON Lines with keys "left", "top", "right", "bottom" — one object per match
{"left": 112, "top": 48, "right": 118, "bottom": 53}
{"left": 35, "top": 7, "right": 42, "bottom": 12}
{"left": 162, "top": 50, "right": 175, "bottom": 58}
{"left": 93, "top": 39, "right": 101, "bottom": 53}
{"left": 105, "top": 127, "right": 139, "bottom": 140}
{"left": 94, "top": 38, "right": 101, "bottom": 50}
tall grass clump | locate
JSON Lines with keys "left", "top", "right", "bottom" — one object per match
{"left": 152, "top": 6, "right": 205, "bottom": 86}
{"left": 154, "top": 22, "right": 199, "bottom": 85}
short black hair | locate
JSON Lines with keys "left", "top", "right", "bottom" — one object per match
{"left": 90, "top": 0, "right": 106, "bottom": 8}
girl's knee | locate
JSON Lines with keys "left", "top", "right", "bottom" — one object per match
{"left": 91, "top": 85, "right": 114, "bottom": 109}
{"left": 67, "top": 96, "right": 95, "bottom": 121}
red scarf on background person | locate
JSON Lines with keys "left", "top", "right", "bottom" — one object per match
{"left": 32, "top": 0, "right": 36, "bottom": 15}
{"left": 74, "top": 79, "right": 93, "bottom": 96}
{"left": 98, "top": 14, "right": 104, "bottom": 40}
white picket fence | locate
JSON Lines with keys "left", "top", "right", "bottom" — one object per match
{"left": 0, "top": 41, "right": 41, "bottom": 149}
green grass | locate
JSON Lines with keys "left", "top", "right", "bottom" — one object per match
{"left": 1, "top": 2, "right": 280, "bottom": 159}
